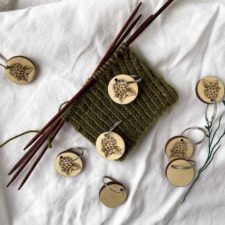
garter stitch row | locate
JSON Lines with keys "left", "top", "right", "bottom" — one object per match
{"left": 62, "top": 45, "right": 178, "bottom": 159}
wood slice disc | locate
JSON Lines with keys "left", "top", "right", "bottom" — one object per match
{"left": 165, "top": 135, "right": 194, "bottom": 160}
{"left": 96, "top": 132, "right": 125, "bottom": 160}
{"left": 54, "top": 150, "right": 83, "bottom": 177}
{"left": 99, "top": 181, "right": 128, "bottom": 208}
{"left": 108, "top": 74, "right": 138, "bottom": 104}
{"left": 166, "top": 159, "right": 195, "bottom": 187}
{"left": 196, "top": 76, "right": 225, "bottom": 103}
{"left": 4, "top": 56, "right": 36, "bottom": 84}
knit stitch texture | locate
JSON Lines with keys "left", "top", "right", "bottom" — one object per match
{"left": 62, "top": 45, "right": 178, "bottom": 159}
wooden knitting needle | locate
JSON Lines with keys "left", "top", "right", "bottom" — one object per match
{"left": 7, "top": 120, "right": 62, "bottom": 187}
{"left": 18, "top": 120, "right": 64, "bottom": 190}
{"left": 9, "top": 0, "right": 176, "bottom": 189}
{"left": 8, "top": 118, "right": 61, "bottom": 176}
{"left": 112, "top": 14, "right": 143, "bottom": 54}
{"left": 9, "top": 3, "right": 143, "bottom": 189}
{"left": 125, "top": 0, "right": 174, "bottom": 46}
{"left": 23, "top": 2, "right": 143, "bottom": 151}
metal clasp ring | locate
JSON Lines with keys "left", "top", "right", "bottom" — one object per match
{"left": 171, "top": 160, "right": 196, "bottom": 170}
{"left": 108, "top": 120, "right": 122, "bottom": 134}
{"left": 102, "top": 176, "right": 124, "bottom": 194}
{"left": 181, "top": 127, "right": 207, "bottom": 145}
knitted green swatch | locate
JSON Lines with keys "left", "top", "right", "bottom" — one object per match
{"left": 62, "top": 45, "right": 178, "bottom": 159}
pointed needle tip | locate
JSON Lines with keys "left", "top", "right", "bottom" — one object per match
{"left": 6, "top": 182, "right": 11, "bottom": 188}
{"left": 18, "top": 185, "right": 23, "bottom": 190}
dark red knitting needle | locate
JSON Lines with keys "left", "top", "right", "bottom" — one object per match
{"left": 8, "top": 118, "right": 61, "bottom": 176}
{"left": 18, "top": 120, "right": 64, "bottom": 190}
{"left": 9, "top": 0, "right": 176, "bottom": 189}
{"left": 8, "top": 2, "right": 143, "bottom": 189}
{"left": 23, "top": 2, "right": 143, "bottom": 151}
{"left": 112, "top": 14, "right": 143, "bottom": 53}
{"left": 125, "top": 0, "right": 174, "bottom": 46}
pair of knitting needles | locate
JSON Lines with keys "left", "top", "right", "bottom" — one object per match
{"left": 7, "top": 0, "right": 175, "bottom": 189}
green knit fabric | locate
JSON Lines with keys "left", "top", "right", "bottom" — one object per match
{"left": 62, "top": 45, "right": 178, "bottom": 159}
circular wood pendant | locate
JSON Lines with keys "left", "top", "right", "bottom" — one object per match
{"left": 166, "top": 159, "right": 195, "bottom": 187}
{"left": 4, "top": 56, "right": 36, "bottom": 84}
{"left": 54, "top": 150, "right": 83, "bottom": 177}
{"left": 99, "top": 181, "right": 128, "bottom": 208}
{"left": 108, "top": 74, "right": 138, "bottom": 104}
{"left": 165, "top": 136, "right": 194, "bottom": 160}
{"left": 196, "top": 76, "right": 225, "bottom": 103}
{"left": 96, "top": 132, "right": 125, "bottom": 160}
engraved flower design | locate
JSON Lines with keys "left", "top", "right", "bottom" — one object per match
{"left": 113, "top": 78, "right": 136, "bottom": 103}
{"left": 101, "top": 133, "right": 123, "bottom": 158}
{"left": 59, "top": 156, "right": 81, "bottom": 175}
{"left": 202, "top": 79, "right": 221, "bottom": 102}
{"left": 9, "top": 63, "right": 34, "bottom": 82}
{"left": 170, "top": 139, "right": 188, "bottom": 159}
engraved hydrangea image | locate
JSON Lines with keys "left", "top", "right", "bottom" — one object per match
{"left": 59, "top": 155, "right": 81, "bottom": 175}
{"left": 113, "top": 78, "right": 136, "bottom": 103}
{"left": 101, "top": 133, "right": 123, "bottom": 158}
{"left": 202, "top": 79, "right": 221, "bottom": 102}
{"left": 170, "top": 139, "right": 188, "bottom": 159}
{"left": 9, "top": 63, "right": 34, "bottom": 82}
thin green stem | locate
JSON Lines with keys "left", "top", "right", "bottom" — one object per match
{"left": 0, "top": 130, "right": 39, "bottom": 149}
{"left": 182, "top": 111, "right": 225, "bottom": 203}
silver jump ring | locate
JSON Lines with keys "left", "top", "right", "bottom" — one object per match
{"left": 127, "top": 74, "right": 142, "bottom": 84}
{"left": 181, "top": 127, "right": 207, "bottom": 145}
{"left": 0, "top": 53, "right": 8, "bottom": 69}
{"left": 205, "top": 102, "right": 217, "bottom": 124}
{"left": 0, "top": 63, "right": 7, "bottom": 68}
{"left": 0, "top": 53, "right": 7, "bottom": 63}
{"left": 64, "top": 147, "right": 84, "bottom": 162}
{"left": 102, "top": 176, "right": 123, "bottom": 194}
{"left": 171, "top": 160, "right": 196, "bottom": 170}
{"left": 108, "top": 120, "right": 122, "bottom": 134}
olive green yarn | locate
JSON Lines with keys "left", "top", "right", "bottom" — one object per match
{"left": 62, "top": 45, "right": 178, "bottom": 159}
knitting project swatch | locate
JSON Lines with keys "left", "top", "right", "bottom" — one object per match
{"left": 62, "top": 45, "right": 178, "bottom": 159}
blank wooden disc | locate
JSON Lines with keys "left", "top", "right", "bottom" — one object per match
{"left": 108, "top": 74, "right": 138, "bottom": 104}
{"left": 96, "top": 132, "right": 125, "bottom": 160}
{"left": 99, "top": 181, "right": 128, "bottom": 208}
{"left": 166, "top": 159, "right": 195, "bottom": 187}
{"left": 165, "top": 136, "right": 194, "bottom": 160}
{"left": 54, "top": 150, "right": 83, "bottom": 177}
{"left": 196, "top": 76, "right": 225, "bottom": 103}
{"left": 4, "top": 56, "right": 36, "bottom": 84}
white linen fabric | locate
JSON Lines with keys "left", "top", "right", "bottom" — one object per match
{"left": 0, "top": 0, "right": 225, "bottom": 224}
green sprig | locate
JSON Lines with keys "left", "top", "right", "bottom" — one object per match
{"left": 182, "top": 109, "right": 225, "bottom": 202}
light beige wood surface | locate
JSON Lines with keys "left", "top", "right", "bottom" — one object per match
{"left": 96, "top": 132, "right": 125, "bottom": 160}
{"left": 108, "top": 74, "right": 138, "bottom": 104}
{"left": 54, "top": 151, "right": 83, "bottom": 177}
{"left": 166, "top": 159, "right": 195, "bottom": 187}
{"left": 5, "top": 56, "right": 36, "bottom": 84}
{"left": 196, "top": 76, "right": 224, "bottom": 103}
{"left": 165, "top": 136, "right": 194, "bottom": 160}
{"left": 99, "top": 182, "right": 127, "bottom": 208}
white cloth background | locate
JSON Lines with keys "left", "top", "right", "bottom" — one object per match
{"left": 0, "top": 0, "right": 225, "bottom": 224}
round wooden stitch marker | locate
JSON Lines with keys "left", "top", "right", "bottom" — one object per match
{"left": 99, "top": 177, "right": 128, "bottom": 208}
{"left": 1, "top": 55, "right": 36, "bottom": 84}
{"left": 108, "top": 74, "right": 141, "bottom": 105}
{"left": 96, "top": 131, "right": 125, "bottom": 160}
{"left": 166, "top": 159, "right": 195, "bottom": 187}
{"left": 96, "top": 121, "right": 125, "bottom": 160}
{"left": 165, "top": 127, "right": 206, "bottom": 161}
{"left": 165, "top": 136, "right": 194, "bottom": 161}
{"left": 196, "top": 76, "right": 225, "bottom": 104}
{"left": 54, "top": 148, "right": 84, "bottom": 177}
